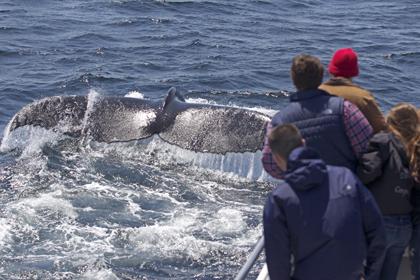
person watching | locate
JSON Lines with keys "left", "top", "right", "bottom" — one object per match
{"left": 319, "top": 48, "right": 386, "bottom": 133}
{"left": 263, "top": 123, "right": 386, "bottom": 280}
{"left": 262, "top": 54, "right": 373, "bottom": 179}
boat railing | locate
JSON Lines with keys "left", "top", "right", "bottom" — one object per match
{"left": 234, "top": 236, "right": 266, "bottom": 280}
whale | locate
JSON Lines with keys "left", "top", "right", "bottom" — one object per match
{"left": 157, "top": 88, "right": 270, "bottom": 153}
{"left": 6, "top": 88, "right": 270, "bottom": 154}
{"left": 8, "top": 94, "right": 162, "bottom": 142}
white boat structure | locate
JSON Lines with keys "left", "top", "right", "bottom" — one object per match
{"left": 256, "top": 264, "right": 269, "bottom": 280}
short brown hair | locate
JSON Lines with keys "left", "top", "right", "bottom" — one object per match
{"left": 290, "top": 54, "right": 324, "bottom": 91}
{"left": 268, "top": 124, "right": 303, "bottom": 159}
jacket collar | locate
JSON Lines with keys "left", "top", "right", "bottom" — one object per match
{"left": 323, "top": 77, "right": 362, "bottom": 89}
{"left": 290, "top": 89, "right": 331, "bottom": 102}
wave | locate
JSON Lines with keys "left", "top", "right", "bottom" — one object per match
{"left": 107, "top": 16, "right": 173, "bottom": 27}
{"left": 186, "top": 88, "right": 291, "bottom": 98}
{"left": 384, "top": 51, "right": 420, "bottom": 59}
{"left": 186, "top": 38, "right": 206, "bottom": 47}
{"left": 0, "top": 47, "right": 46, "bottom": 57}
{"left": 69, "top": 73, "right": 128, "bottom": 87}
{"left": 0, "top": 49, "right": 20, "bottom": 57}
{"left": 0, "top": 128, "right": 267, "bottom": 276}
{"left": 0, "top": 26, "right": 24, "bottom": 34}
{"left": 287, "top": 0, "right": 319, "bottom": 8}
{"left": 67, "top": 33, "right": 118, "bottom": 43}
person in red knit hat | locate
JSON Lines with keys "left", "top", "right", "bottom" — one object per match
{"left": 320, "top": 48, "right": 386, "bottom": 133}
{"left": 328, "top": 48, "right": 360, "bottom": 77}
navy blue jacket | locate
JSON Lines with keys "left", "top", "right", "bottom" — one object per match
{"left": 271, "top": 89, "right": 357, "bottom": 171}
{"left": 263, "top": 147, "right": 386, "bottom": 280}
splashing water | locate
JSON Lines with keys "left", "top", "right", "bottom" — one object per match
{"left": 81, "top": 89, "right": 100, "bottom": 135}
{"left": 0, "top": 84, "right": 276, "bottom": 279}
{"left": 0, "top": 120, "right": 271, "bottom": 279}
{"left": 0, "top": 117, "right": 14, "bottom": 152}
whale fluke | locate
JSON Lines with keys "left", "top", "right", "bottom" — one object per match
{"left": 159, "top": 106, "right": 269, "bottom": 154}
{"left": 157, "top": 88, "right": 270, "bottom": 154}
{"left": 84, "top": 97, "right": 160, "bottom": 143}
{"left": 9, "top": 96, "right": 87, "bottom": 137}
{"left": 6, "top": 88, "right": 270, "bottom": 154}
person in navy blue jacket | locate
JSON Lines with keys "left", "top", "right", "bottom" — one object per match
{"left": 263, "top": 123, "right": 386, "bottom": 280}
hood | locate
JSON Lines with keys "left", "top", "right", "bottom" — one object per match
{"left": 284, "top": 147, "right": 328, "bottom": 191}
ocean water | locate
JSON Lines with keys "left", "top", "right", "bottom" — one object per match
{"left": 0, "top": 0, "right": 419, "bottom": 279}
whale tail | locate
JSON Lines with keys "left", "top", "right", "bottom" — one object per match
{"left": 157, "top": 88, "right": 270, "bottom": 154}
{"left": 5, "top": 88, "right": 270, "bottom": 154}
{"left": 8, "top": 95, "right": 88, "bottom": 137}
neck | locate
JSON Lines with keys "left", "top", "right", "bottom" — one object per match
{"left": 332, "top": 76, "right": 352, "bottom": 82}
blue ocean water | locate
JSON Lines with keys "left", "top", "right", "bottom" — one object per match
{"left": 0, "top": 0, "right": 419, "bottom": 279}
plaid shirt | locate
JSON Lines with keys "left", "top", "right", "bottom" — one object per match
{"left": 261, "top": 100, "right": 373, "bottom": 179}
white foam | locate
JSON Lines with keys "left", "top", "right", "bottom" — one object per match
{"left": 56, "top": 223, "right": 114, "bottom": 254}
{"left": 14, "top": 189, "right": 78, "bottom": 220}
{"left": 78, "top": 182, "right": 172, "bottom": 218}
{"left": 81, "top": 268, "right": 119, "bottom": 280}
{"left": 128, "top": 211, "right": 220, "bottom": 261}
{"left": 0, "top": 125, "right": 65, "bottom": 157}
{"left": 143, "top": 186, "right": 187, "bottom": 206}
{"left": 124, "top": 90, "right": 144, "bottom": 99}
{"left": 83, "top": 182, "right": 116, "bottom": 193}
{"left": 0, "top": 115, "right": 14, "bottom": 151}
{"left": 185, "top": 97, "right": 217, "bottom": 105}
{"left": 126, "top": 197, "right": 142, "bottom": 215}
{"left": 203, "top": 208, "right": 246, "bottom": 237}
{"left": 0, "top": 218, "right": 12, "bottom": 248}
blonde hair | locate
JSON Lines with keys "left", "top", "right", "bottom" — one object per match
{"left": 411, "top": 135, "right": 420, "bottom": 182}
{"left": 386, "top": 103, "right": 420, "bottom": 181}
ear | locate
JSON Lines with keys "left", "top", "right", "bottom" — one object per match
{"left": 301, "top": 139, "right": 306, "bottom": 146}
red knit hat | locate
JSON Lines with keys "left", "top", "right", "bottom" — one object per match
{"left": 328, "top": 48, "right": 359, "bottom": 78}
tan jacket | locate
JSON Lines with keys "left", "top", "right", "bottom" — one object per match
{"left": 319, "top": 78, "right": 386, "bottom": 133}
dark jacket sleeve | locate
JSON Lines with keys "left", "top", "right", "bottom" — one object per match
{"left": 357, "top": 133, "right": 390, "bottom": 185}
{"left": 263, "top": 193, "right": 291, "bottom": 280}
{"left": 356, "top": 179, "right": 386, "bottom": 280}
